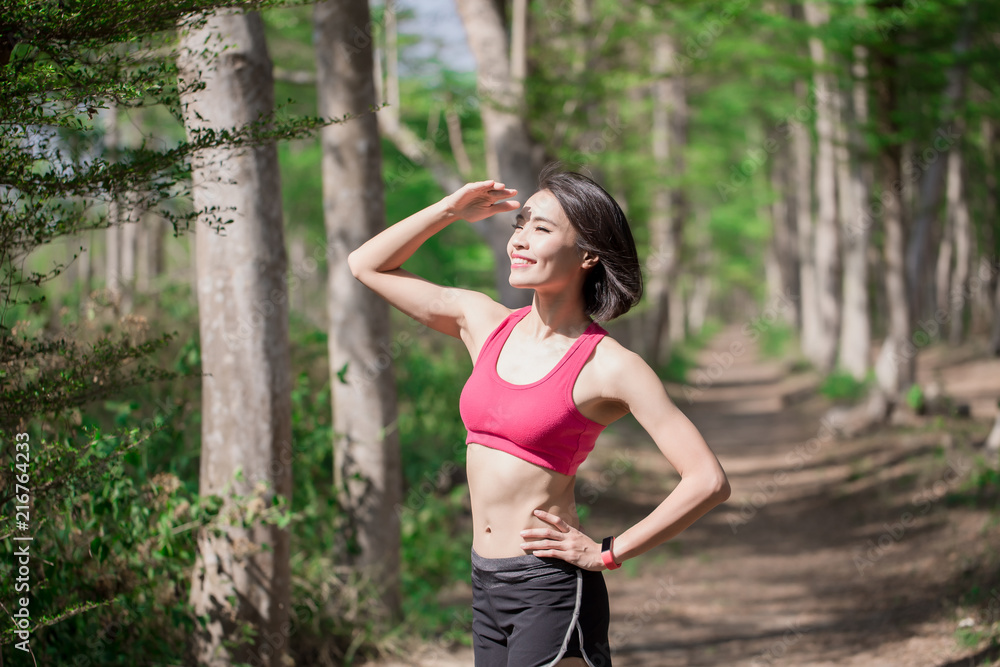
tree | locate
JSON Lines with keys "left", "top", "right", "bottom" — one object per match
{"left": 644, "top": 30, "right": 688, "bottom": 366}
{"left": 768, "top": 131, "right": 801, "bottom": 329}
{"left": 803, "top": 1, "right": 841, "bottom": 373}
{"left": 315, "top": 0, "right": 403, "bottom": 621}
{"left": 456, "top": 0, "right": 540, "bottom": 307}
{"left": 377, "top": 0, "right": 463, "bottom": 195}
{"left": 1, "top": 1, "right": 316, "bottom": 662}
{"left": 103, "top": 104, "right": 125, "bottom": 311}
{"left": 837, "top": 15, "right": 872, "bottom": 380}
{"left": 871, "top": 18, "right": 915, "bottom": 400}
{"left": 792, "top": 76, "right": 820, "bottom": 362}
{"left": 992, "top": 278, "right": 1000, "bottom": 356}
{"left": 944, "top": 137, "right": 972, "bottom": 345}
{"left": 178, "top": 9, "right": 293, "bottom": 666}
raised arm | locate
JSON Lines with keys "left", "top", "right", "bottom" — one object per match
{"left": 347, "top": 180, "right": 519, "bottom": 341}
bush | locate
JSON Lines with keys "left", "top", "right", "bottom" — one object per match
{"left": 757, "top": 320, "right": 794, "bottom": 359}
{"left": 820, "top": 370, "right": 873, "bottom": 403}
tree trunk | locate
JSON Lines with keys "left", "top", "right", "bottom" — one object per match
{"left": 992, "top": 275, "right": 1000, "bottom": 356}
{"left": 769, "top": 142, "right": 799, "bottom": 327}
{"left": 384, "top": 0, "right": 399, "bottom": 113}
{"left": 377, "top": 0, "right": 463, "bottom": 195}
{"left": 445, "top": 104, "right": 473, "bottom": 177}
{"left": 551, "top": 0, "right": 595, "bottom": 147}
{"left": 905, "top": 8, "right": 973, "bottom": 323}
{"left": 510, "top": 0, "right": 527, "bottom": 94}
{"left": 947, "top": 141, "right": 971, "bottom": 345}
{"left": 379, "top": 0, "right": 512, "bottom": 304}
{"left": 791, "top": 78, "right": 819, "bottom": 362}
{"left": 456, "top": 0, "right": 539, "bottom": 307}
{"left": 138, "top": 212, "right": 165, "bottom": 293}
{"left": 687, "top": 237, "right": 712, "bottom": 336}
{"left": 78, "top": 233, "right": 92, "bottom": 302}
{"left": 63, "top": 236, "right": 78, "bottom": 293}
{"left": 103, "top": 105, "right": 122, "bottom": 311}
{"left": 765, "top": 243, "right": 783, "bottom": 315}
{"left": 688, "top": 275, "right": 711, "bottom": 336}
{"left": 644, "top": 32, "right": 686, "bottom": 366}
{"left": 119, "top": 209, "right": 137, "bottom": 313}
{"left": 288, "top": 235, "right": 307, "bottom": 315}
{"left": 315, "top": 0, "right": 402, "bottom": 620}
{"left": 873, "top": 39, "right": 915, "bottom": 399}
{"left": 980, "top": 115, "right": 1000, "bottom": 356}
{"left": 178, "top": 11, "right": 292, "bottom": 667}
{"left": 669, "top": 281, "right": 686, "bottom": 342}
{"left": 985, "top": 412, "right": 1000, "bottom": 453}
{"left": 837, "top": 39, "right": 872, "bottom": 380}
{"left": 803, "top": 1, "right": 840, "bottom": 372}
{"left": 935, "top": 200, "right": 954, "bottom": 318}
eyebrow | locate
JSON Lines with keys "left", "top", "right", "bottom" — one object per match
{"left": 515, "top": 211, "right": 558, "bottom": 225}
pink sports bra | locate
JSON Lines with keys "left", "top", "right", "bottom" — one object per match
{"left": 459, "top": 306, "right": 609, "bottom": 476}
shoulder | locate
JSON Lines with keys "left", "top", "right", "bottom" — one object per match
{"left": 452, "top": 290, "right": 516, "bottom": 358}
{"left": 590, "top": 333, "right": 647, "bottom": 378}
{"left": 590, "top": 334, "right": 667, "bottom": 404}
{"left": 591, "top": 332, "right": 642, "bottom": 368}
{"left": 451, "top": 288, "right": 512, "bottom": 325}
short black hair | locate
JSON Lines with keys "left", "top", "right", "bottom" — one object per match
{"left": 538, "top": 164, "right": 642, "bottom": 322}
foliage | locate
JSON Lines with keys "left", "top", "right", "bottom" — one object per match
{"left": 1, "top": 0, "right": 332, "bottom": 303}
{"left": 820, "top": 369, "right": 874, "bottom": 403}
{"left": 5, "top": 0, "right": 1000, "bottom": 659}
{"left": 757, "top": 320, "right": 795, "bottom": 359}
{"left": 906, "top": 383, "right": 926, "bottom": 412}
{"left": 656, "top": 318, "right": 721, "bottom": 384}
{"left": 654, "top": 318, "right": 722, "bottom": 384}
{"left": 0, "top": 415, "right": 293, "bottom": 664}
{"left": 946, "top": 455, "right": 1000, "bottom": 509}
{"left": 658, "top": 345, "right": 697, "bottom": 385}
{"left": 392, "top": 322, "right": 474, "bottom": 629}
{"left": 0, "top": 0, "right": 334, "bottom": 661}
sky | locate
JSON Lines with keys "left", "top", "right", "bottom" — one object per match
{"left": 395, "top": 0, "right": 476, "bottom": 74}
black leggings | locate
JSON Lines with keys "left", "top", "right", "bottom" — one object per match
{"left": 471, "top": 548, "right": 612, "bottom": 667}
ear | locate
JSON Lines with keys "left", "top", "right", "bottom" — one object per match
{"left": 581, "top": 252, "right": 600, "bottom": 270}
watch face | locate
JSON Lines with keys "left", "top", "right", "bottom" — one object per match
{"left": 602, "top": 536, "right": 613, "bottom": 552}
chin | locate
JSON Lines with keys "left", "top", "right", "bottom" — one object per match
{"left": 508, "top": 276, "right": 536, "bottom": 289}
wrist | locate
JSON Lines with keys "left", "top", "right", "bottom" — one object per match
{"left": 601, "top": 536, "right": 621, "bottom": 570}
{"left": 436, "top": 197, "right": 461, "bottom": 225}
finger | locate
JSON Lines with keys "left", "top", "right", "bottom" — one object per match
{"left": 519, "top": 528, "right": 555, "bottom": 540}
{"left": 486, "top": 189, "right": 516, "bottom": 202}
{"left": 493, "top": 200, "right": 520, "bottom": 211}
{"left": 467, "top": 180, "right": 496, "bottom": 192}
{"left": 533, "top": 509, "right": 569, "bottom": 530}
{"left": 521, "top": 540, "right": 561, "bottom": 551}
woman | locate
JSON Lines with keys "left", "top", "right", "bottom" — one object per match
{"left": 348, "top": 167, "right": 731, "bottom": 667}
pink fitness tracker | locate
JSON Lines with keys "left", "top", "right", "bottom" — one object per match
{"left": 601, "top": 536, "right": 620, "bottom": 570}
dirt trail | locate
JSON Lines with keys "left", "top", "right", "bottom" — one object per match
{"left": 373, "top": 328, "right": 1000, "bottom": 667}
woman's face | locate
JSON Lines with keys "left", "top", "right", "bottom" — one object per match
{"left": 507, "top": 189, "right": 595, "bottom": 293}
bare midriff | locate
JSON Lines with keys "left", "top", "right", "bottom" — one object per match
{"left": 466, "top": 442, "right": 579, "bottom": 558}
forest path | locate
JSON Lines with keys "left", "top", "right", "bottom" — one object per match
{"left": 372, "top": 326, "right": 1000, "bottom": 667}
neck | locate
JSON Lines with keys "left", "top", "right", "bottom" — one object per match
{"left": 524, "top": 290, "right": 591, "bottom": 339}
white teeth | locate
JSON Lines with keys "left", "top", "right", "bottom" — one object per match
{"left": 512, "top": 258, "right": 532, "bottom": 264}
